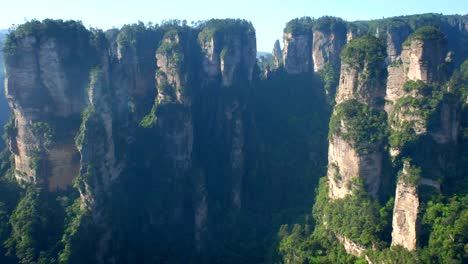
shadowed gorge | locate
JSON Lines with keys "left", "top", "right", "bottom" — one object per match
{"left": 0, "top": 13, "right": 467, "bottom": 264}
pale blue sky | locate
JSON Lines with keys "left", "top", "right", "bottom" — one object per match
{"left": 1, "top": 0, "right": 466, "bottom": 51}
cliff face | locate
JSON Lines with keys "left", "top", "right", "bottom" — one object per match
{"left": 391, "top": 162, "right": 419, "bottom": 250}
{"left": 312, "top": 29, "right": 346, "bottom": 72}
{"left": 327, "top": 135, "right": 382, "bottom": 199}
{"left": 386, "top": 28, "right": 460, "bottom": 251}
{"left": 272, "top": 39, "right": 282, "bottom": 69}
{"left": 327, "top": 36, "right": 387, "bottom": 198}
{"left": 283, "top": 32, "right": 312, "bottom": 74}
{"left": 197, "top": 22, "right": 254, "bottom": 214}
{"left": 3, "top": 20, "right": 259, "bottom": 262}
{"left": 404, "top": 39, "right": 447, "bottom": 84}
{"left": 2, "top": 15, "right": 468, "bottom": 264}
{"left": 385, "top": 26, "right": 447, "bottom": 108}
{"left": 335, "top": 64, "right": 387, "bottom": 107}
{"left": 155, "top": 31, "right": 193, "bottom": 166}
{"left": 199, "top": 23, "right": 256, "bottom": 86}
{"left": 385, "top": 25, "right": 412, "bottom": 63}
{"left": 4, "top": 28, "right": 94, "bottom": 190}
{"left": 386, "top": 27, "right": 457, "bottom": 156}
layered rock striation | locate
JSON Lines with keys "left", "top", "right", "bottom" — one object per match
{"left": 391, "top": 161, "right": 420, "bottom": 250}
{"left": 4, "top": 22, "right": 95, "bottom": 190}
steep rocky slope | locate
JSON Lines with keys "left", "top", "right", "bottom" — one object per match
{"left": 0, "top": 13, "right": 467, "bottom": 264}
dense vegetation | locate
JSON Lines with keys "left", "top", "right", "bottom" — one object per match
{"left": 329, "top": 100, "right": 388, "bottom": 154}
{"left": 403, "top": 26, "right": 447, "bottom": 46}
{"left": 198, "top": 19, "right": 254, "bottom": 43}
{"left": 340, "top": 35, "right": 387, "bottom": 74}
{"left": 277, "top": 14, "right": 467, "bottom": 264}
{"left": 0, "top": 13, "right": 466, "bottom": 264}
{"left": 283, "top": 17, "right": 314, "bottom": 35}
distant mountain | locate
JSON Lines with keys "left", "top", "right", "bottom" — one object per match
{"left": 256, "top": 51, "right": 271, "bottom": 58}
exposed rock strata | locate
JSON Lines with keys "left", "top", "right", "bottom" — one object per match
{"left": 272, "top": 39, "right": 282, "bottom": 69}
{"left": 327, "top": 135, "right": 382, "bottom": 199}
{"left": 4, "top": 34, "right": 90, "bottom": 189}
{"left": 283, "top": 32, "right": 312, "bottom": 74}
{"left": 391, "top": 162, "right": 419, "bottom": 251}
{"left": 312, "top": 29, "right": 346, "bottom": 72}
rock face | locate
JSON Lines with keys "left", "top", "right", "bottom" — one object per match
{"left": 4, "top": 20, "right": 259, "bottom": 261}
{"left": 386, "top": 27, "right": 458, "bottom": 151}
{"left": 76, "top": 66, "right": 120, "bottom": 210}
{"left": 385, "top": 27, "right": 447, "bottom": 111}
{"left": 199, "top": 23, "right": 256, "bottom": 86}
{"left": 272, "top": 39, "right": 282, "bottom": 69}
{"left": 335, "top": 62, "right": 387, "bottom": 108}
{"left": 431, "top": 96, "right": 460, "bottom": 144}
{"left": 327, "top": 135, "right": 382, "bottom": 199}
{"left": 197, "top": 21, "right": 253, "bottom": 210}
{"left": 384, "top": 62, "right": 407, "bottom": 114}
{"left": 283, "top": 32, "right": 312, "bottom": 74}
{"left": 326, "top": 35, "right": 387, "bottom": 202}
{"left": 312, "top": 29, "right": 346, "bottom": 72}
{"left": 4, "top": 32, "right": 92, "bottom": 190}
{"left": 156, "top": 31, "right": 193, "bottom": 165}
{"left": 403, "top": 39, "right": 447, "bottom": 84}
{"left": 391, "top": 162, "right": 419, "bottom": 251}
{"left": 385, "top": 25, "right": 412, "bottom": 63}
{"left": 388, "top": 28, "right": 458, "bottom": 252}
{"left": 5, "top": 16, "right": 467, "bottom": 263}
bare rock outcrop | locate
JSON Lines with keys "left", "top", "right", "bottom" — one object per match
{"left": 272, "top": 39, "right": 282, "bottom": 69}
{"left": 312, "top": 28, "right": 346, "bottom": 72}
{"left": 335, "top": 36, "right": 387, "bottom": 108}
{"left": 385, "top": 24, "right": 412, "bottom": 63}
{"left": 327, "top": 132, "right": 382, "bottom": 200}
{"left": 327, "top": 35, "right": 387, "bottom": 199}
{"left": 335, "top": 64, "right": 387, "bottom": 107}
{"left": 403, "top": 37, "right": 447, "bottom": 84}
{"left": 199, "top": 21, "right": 256, "bottom": 86}
{"left": 155, "top": 30, "right": 194, "bottom": 171}
{"left": 4, "top": 30, "right": 92, "bottom": 189}
{"left": 283, "top": 32, "right": 312, "bottom": 74}
{"left": 386, "top": 27, "right": 458, "bottom": 153}
{"left": 391, "top": 162, "right": 419, "bottom": 251}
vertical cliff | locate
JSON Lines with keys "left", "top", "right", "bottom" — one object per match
{"left": 278, "top": 14, "right": 468, "bottom": 264}
{"left": 387, "top": 26, "right": 456, "bottom": 155}
{"left": 282, "top": 18, "right": 313, "bottom": 74}
{"left": 328, "top": 35, "right": 387, "bottom": 200}
{"left": 3, "top": 21, "right": 97, "bottom": 190}
{"left": 388, "top": 27, "right": 458, "bottom": 251}
{"left": 198, "top": 20, "right": 256, "bottom": 86}
{"left": 154, "top": 29, "right": 193, "bottom": 169}
{"left": 385, "top": 23, "right": 412, "bottom": 64}
{"left": 391, "top": 161, "right": 420, "bottom": 250}
{"left": 272, "top": 39, "right": 282, "bottom": 69}
{"left": 2, "top": 14, "right": 467, "bottom": 264}
{"left": 312, "top": 17, "right": 347, "bottom": 72}
{"left": 335, "top": 35, "right": 387, "bottom": 107}
{"left": 152, "top": 27, "right": 196, "bottom": 241}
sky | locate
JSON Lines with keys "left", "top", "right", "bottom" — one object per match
{"left": 1, "top": 0, "right": 467, "bottom": 52}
